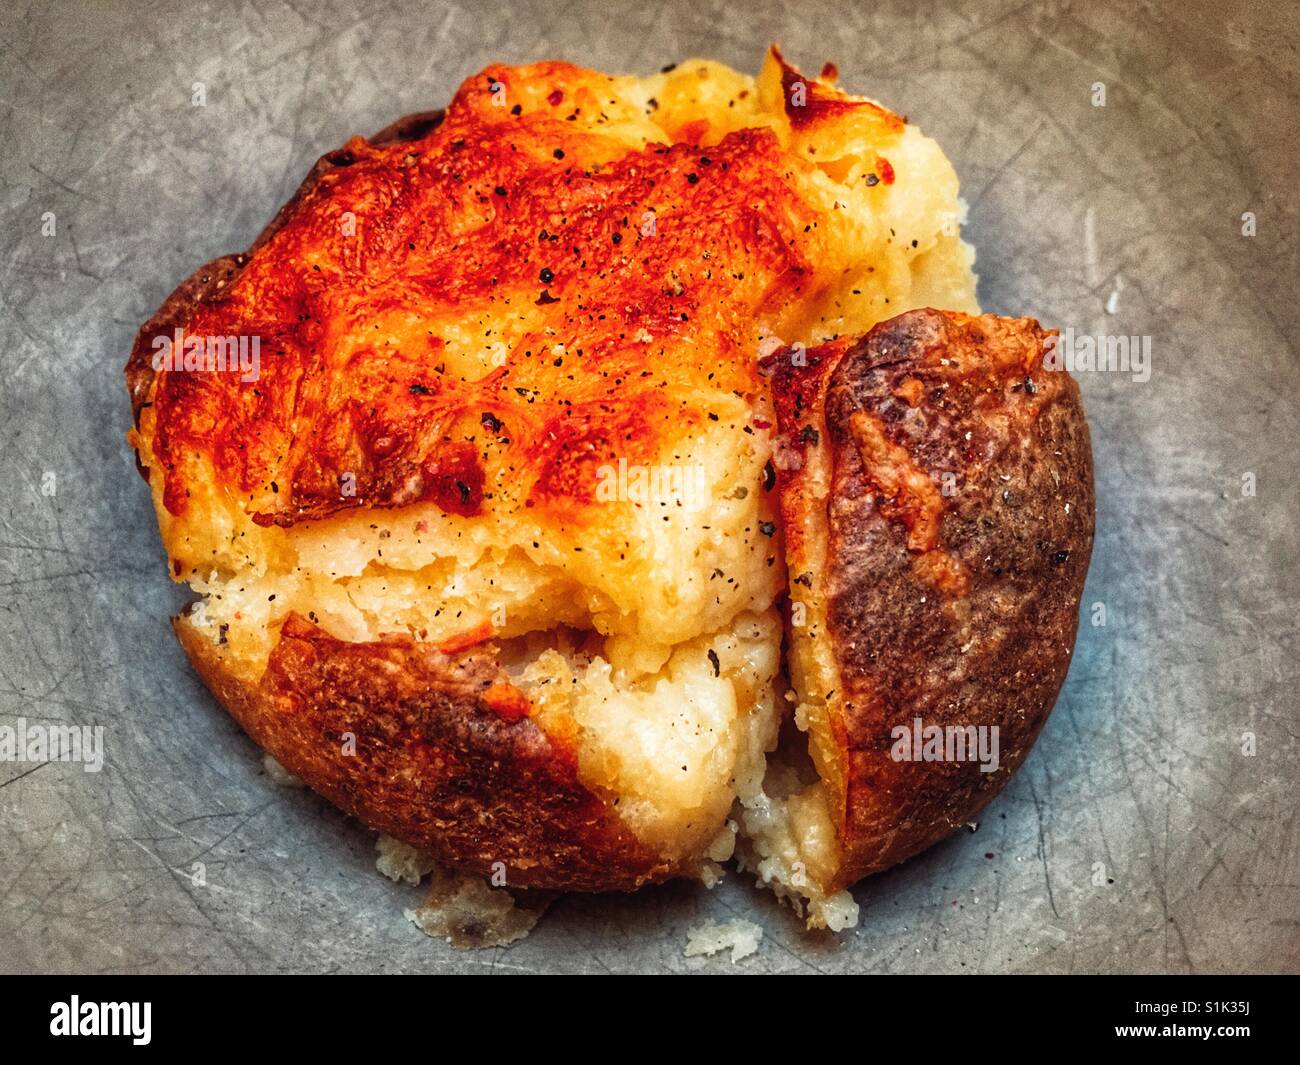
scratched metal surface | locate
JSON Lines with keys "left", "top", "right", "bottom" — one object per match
{"left": 0, "top": 0, "right": 1296, "bottom": 975}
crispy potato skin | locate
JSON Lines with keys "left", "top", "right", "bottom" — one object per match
{"left": 767, "top": 309, "right": 1094, "bottom": 888}
{"left": 770, "top": 45, "right": 903, "bottom": 136}
{"left": 177, "top": 613, "right": 678, "bottom": 891}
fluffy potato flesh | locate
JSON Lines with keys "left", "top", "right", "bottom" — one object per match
{"left": 132, "top": 48, "right": 978, "bottom": 926}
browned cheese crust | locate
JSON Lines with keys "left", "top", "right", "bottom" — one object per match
{"left": 766, "top": 309, "right": 1094, "bottom": 889}
{"left": 177, "top": 614, "right": 676, "bottom": 891}
{"left": 125, "top": 111, "right": 445, "bottom": 427}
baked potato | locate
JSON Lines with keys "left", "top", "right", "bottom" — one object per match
{"left": 126, "top": 47, "right": 1092, "bottom": 930}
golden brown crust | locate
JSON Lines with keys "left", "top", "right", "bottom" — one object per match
{"left": 767, "top": 309, "right": 1094, "bottom": 888}
{"left": 177, "top": 613, "right": 679, "bottom": 891}
{"left": 125, "top": 111, "right": 447, "bottom": 435}
{"left": 128, "top": 62, "right": 827, "bottom": 526}
{"left": 130, "top": 102, "right": 693, "bottom": 894}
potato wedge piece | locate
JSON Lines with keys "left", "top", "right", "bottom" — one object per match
{"left": 755, "top": 309, "right": 1094, "bottom": 919}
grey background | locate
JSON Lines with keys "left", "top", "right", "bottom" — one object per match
{"left": 1, "top": 0, "right": 1296, "bottom": 974}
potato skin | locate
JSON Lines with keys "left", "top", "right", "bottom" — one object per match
{"left": 177, "top": 613, "right": 679, "bottom": 891}
{"left": 768, "top": 309, "right": 1094, "bottom": 889}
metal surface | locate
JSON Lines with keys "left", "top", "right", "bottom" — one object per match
{"left": 1, "top": 0, "right": 1296, "bottom": 974}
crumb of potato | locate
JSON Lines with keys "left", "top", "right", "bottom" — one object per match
{"left": 406, "top": 868, "right": 549, "bottom": 949}
{"left": 685, "top": 918, "right": 763, "bottom": 962}
{"left": 375, "top": 834, "right": 436, "bottom": 886}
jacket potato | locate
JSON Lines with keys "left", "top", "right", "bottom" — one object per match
{"left": 126, "top": 47, "right": 1092, "bottom": 930}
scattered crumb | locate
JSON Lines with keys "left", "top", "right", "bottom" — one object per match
{"left": 407, "top": 868, "right": 550, "bottom": 949}
{"left": 376, "top": 835, "right": 550, "bottom": 947}
{"left": 261, "top": 753, "right": 305, "bottom": 788}
{"left": 375, "top": 834, "right": 436, "bottom": 886}
{"left": 814, "top": 890, "right": 861, "bottom": 931}
{"left": 684, "top": 918, "right": 763, "bottom": 962}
